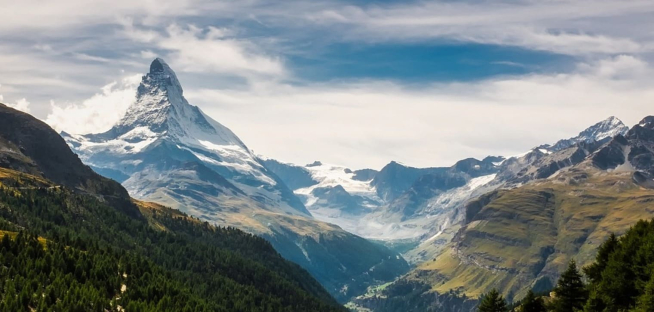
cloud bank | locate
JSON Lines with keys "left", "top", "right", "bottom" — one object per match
{"left": 1, "top": 0, "right": 653, "bottom": 168}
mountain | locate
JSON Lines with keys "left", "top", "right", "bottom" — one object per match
{"left": 260, "top": 115, "right": 632, "bottom": 310}
{"left": 62, "top": 59, "right": 408, "bottom": 302}
{"left": 547, "top": 116, "right": 628, "bottom": 152}
{"left": 262, "top": 160, "right": 383, "bottom": 230}
{"left": 64, "top": 58, "right": 307, "bottom": 217}
{"left": 349, "top": 116, "right": 653, "bottom": 311}
{"left": 384, "top": 157, "right": 502, "bottom": 219}
{"left": 592, "top": 116, "right": 654, "bottom": 179}
{"left": 371, "top": 161, "right": 444, "bottom": 202}
{"left": 266, "top": 117, "right": 630, "bottom": 257}
{"left": 0, "top": 103, "right": 128, "bottom": 199}
{"left": 0, "top": 103, "right": 345, "bottom": 311}
{"left": 261, "top": 158, "right": 320, "bottom": 190}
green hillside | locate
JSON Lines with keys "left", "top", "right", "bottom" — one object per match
{"left": 406, "top": 166, "right": 654, "bottom": 302}
{"left": 0, "top": 167, "right": 345, "bottom": 311}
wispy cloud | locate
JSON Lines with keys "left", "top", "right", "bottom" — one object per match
{"left": 184, "top": 55, "right": 654, "bottom": 168}
{"left": 301, "top": 0, "right": 654, "bottom": 56}
{"left": 0, "top": 0, "right": 198, "bottom": 32}
{"left": 45, "top": 75, "right": 141, "bottom": 134}
{"left": 1, "top": 0, "right": 654, "bottom": 168}
{"left": 122, "top": 23, "right": 286, "bottom": 78}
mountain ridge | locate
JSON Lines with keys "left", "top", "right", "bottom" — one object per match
{"left": 346, "top": 116, "right": 654, "bottom": 311}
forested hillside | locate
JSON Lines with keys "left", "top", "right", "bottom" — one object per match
{"left": 0, "top": 168, "right": 344, "bottom": 311}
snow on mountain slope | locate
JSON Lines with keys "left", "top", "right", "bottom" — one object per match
{"left": 295, "top": 161, "right": 381, "bottom": 204}
{"left": 264, "top": 157, "right": 502, "bottom": 242}
{"left": 425, "top": 173, "right": 498, "bottom": 215}
{"left": 357, "top": 172, "right": 499, "bottom": 242}
{"left": 548, "top": 116, "right": 628, "bottom": 152}
{"left": 64, "top": 58, "right": 304, "bottom": 216}
{"left": 260, "top": 160, "right": 384, "bottom": 235}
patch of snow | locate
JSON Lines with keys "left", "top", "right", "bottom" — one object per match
{"left": 507, "top": 150, "right": 532, "bottom": 160}
{"left": 424, "top": 219, "right": 449, "bottom": 243}
{"left": 295, "top": 162, "right": 379, "bottom": 199}
{"left": 612, "top": 145, "right": 635, "bottom": 172}
{"left": 295, "top": 241, "right": 311, "bottom": 263}
{"left": 425, "top": 229, "right": 444, "bottom": 243}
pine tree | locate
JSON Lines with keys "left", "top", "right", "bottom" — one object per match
{"left": 634, "top": 274, "right": 654, "bottom": 312}
{"left": 552, "top": 260, "right": 587, "bottom": 312}
{"left": 478, "top": 289, "right": 508, "bottom": 312}
{"left": 583, "top": 233, "right": 618, "bottom": 284}
{"left": 520, "top": 290, "right": 546, "bottom": 312}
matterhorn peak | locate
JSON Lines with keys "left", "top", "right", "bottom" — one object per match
{"left": 112, "top": 58, "right": 191, "bottom": 135}
{"left": 146, "top": 58, "right": 182, "bottom": 89}
{"left": 80, "top": 58, "right": 248, "bottom": 153}
{"left": 137, "top": 58, "right": 184, "bottom": 98}
{"left": 149, "top": 57, "right": 170, "bottom": 73}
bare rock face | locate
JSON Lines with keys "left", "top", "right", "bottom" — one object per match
{"left": 591, "top": 116, "right": 654, "bottom": 181}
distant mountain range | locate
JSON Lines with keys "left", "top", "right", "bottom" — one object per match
{"left": 264, "top": 116, "right": 629, "bottom": 249}
{"left": 261, "top": 114, "right": 654, "bottom": 311}
{"left": 347, "top": 117, "right": 654, "bottom": 311}
{"left": 62, "top": 58, "right": 408, "bottom": 302}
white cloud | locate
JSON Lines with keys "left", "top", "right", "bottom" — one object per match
{"left": 123, "top": 22, "right": 285, "bottom": 78}
{"left": 0, "top": 84, "right": 31, "bottom": 113}
{"left": 301, "top": 0, "right": 654, "bottom": 56}
{"left": 73, "top": 53, "right": 112, "bottom": 63}
{"left": 2, "top": 0, "right": 654, "bottom": 170}
{"left": 583, "top": 55, "right": 648, "bottom": 79}
{"left": 5, "top": 98, "right": 32, "bottom": 113}
{"left": 33, "top": 44, "right": 53, "bottom": 52}
{"left": 185, "top": 55, "right": 654, "bottom": 169}
{"left": 45, "top": 75, "right": 141, "bottom": 134}
{"left": 159, "top": 24, "right": 284, "bottom": 77}
{"left": 140, "top": 50, "right": 158, "bottom": 59}
{"left": 0, "top": 0, "right": 199, "bottom": 32}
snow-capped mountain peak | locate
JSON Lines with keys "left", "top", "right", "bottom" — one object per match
{"left": 114, "top": 58, "right": 183, "bottom": 133}
{"left": 64, "top": 58, "right": 309, "bottom": 216}
{"left": 578, "top": 116, "right": 628, "bottom": 142}
{"left": 549, "top": 116, "right": 628, "bottom": 151}
{"left": 108, "top": 58, "right": 246, "bottom": 152}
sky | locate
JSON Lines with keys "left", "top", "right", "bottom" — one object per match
{"left": 1, "top": 0, "right": 654, "bottom": 169}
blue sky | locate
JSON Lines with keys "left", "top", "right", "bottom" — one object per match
{"left": 1, "top": 0, "right": 654, "bottom": 168}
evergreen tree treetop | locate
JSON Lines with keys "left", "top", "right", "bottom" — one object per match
{"left": 478, "top": 288, "right": 508, "bottom": 312}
